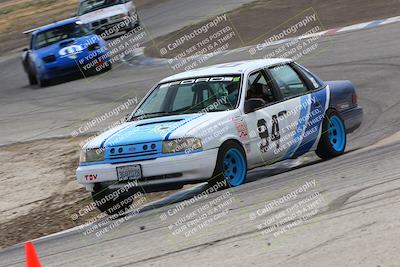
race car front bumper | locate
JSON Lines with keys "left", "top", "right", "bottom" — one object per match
{"left": 40, "top": 49, "right": 110, "bottom": 80}
{"left": 76, "top": 148, "right": 219, "bottom": 192}
{"left": 93, "top": 16, "right": 140, "bottom": 38}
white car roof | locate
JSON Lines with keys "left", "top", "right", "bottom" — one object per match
{"left": 160, "top": 58, "right": 293, "bottom": 83}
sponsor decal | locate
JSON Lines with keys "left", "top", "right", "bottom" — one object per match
{"left": 59, "top": 45, "right": 84, "bottom": 57}
{"left": 232, "top": 117, "right": 249, "bottom": 141}
{"left": 160, "top": 77, "right": 236, "bottom": 88}
{"left": 85, "top": 174, "right": 98, "bottom": 181}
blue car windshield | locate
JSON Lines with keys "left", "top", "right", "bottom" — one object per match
{"left": 131, "top": 76, "right": 242, "bottom": 120}
{"left": 33, "top": 23, "right": 90, "bottom": 49}
{"left": 78, "top": 0, "right": 126, "bottom": 15}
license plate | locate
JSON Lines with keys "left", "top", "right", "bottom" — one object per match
{"left": 116, "top": 165, "right": 142, "bottom": 181}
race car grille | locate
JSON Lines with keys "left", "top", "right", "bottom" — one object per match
{"left": 92, "top": 18, "right": 109, "bottom": 28}
{"left": 105, "top": 142, "right": 162, "bottom": 163}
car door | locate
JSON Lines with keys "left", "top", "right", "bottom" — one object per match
{"left": 241, "top": 69, "right": 293, "bottom": 168}
{"left": 267, "top": 63, "right": 329, "bottom": 160}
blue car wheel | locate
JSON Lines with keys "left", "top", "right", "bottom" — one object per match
{"left": 223, "top": 148, "right": 247, "bottom": 187}
{"left": 328, "top": 115, "right": 346, "bottom": 152}
{"left": 210, "top": 141, "right": 247, "bottom": 188}
{"left": 316, "top": 110, "right": 347, "bottom": 159}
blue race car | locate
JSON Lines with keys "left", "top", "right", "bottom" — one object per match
{"left": 22, "top": 17, "right": 111, "bottom": 87}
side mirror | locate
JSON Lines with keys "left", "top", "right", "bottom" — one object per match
{"left": 244, "top": 99, "right": 265, "bottom": 113}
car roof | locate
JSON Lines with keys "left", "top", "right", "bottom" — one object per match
{"left": 160, "top": 58, "right": 293, "bottom": 83}
{"left": 26, "top": 17, "right": 81, "bottom": 35}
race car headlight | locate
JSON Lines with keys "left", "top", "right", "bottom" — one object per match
{"left": 120, "top": 13, "right": 129, "bottom": 19}
{"left": 112, "top": 13, "right": 128, "bottom": 21}
{"left": 80, "top": 148, "right": 105, "bottom": 163}
{"left": 162, "top": 138, "right": 203, "bottom": 154}
{"left": 42, "top": 55, "right": 56, "bottom": 63}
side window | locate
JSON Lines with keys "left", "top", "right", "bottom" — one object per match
{"left": 269, "top": 65, "right": 309, "bottom": 98}
{"left": 296, "top": 64, "right": 323, "bottom": 90}
{"left": 246, "top": 70, "right": 278, "bottom": 105}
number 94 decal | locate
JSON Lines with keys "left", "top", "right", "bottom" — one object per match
{"left": 257, "top": 111, "right": 286, "bottom": 153}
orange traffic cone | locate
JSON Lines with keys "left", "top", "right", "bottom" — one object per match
{"left": 24, "top": 242, "right": 42, "bottom": 267}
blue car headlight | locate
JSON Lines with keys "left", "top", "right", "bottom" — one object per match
{"left": 42, "top": 55, "right": 56, "bottom": 63}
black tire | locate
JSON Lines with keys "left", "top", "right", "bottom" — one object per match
{"left": 103, "top": 63, "right": 112, "bottom": 72}
{"left": 316, "top": 109, "right": 347, "bottom": 159}
{"left": 37, "top": 75, "right": 50, "bottom": 87}
{"left": 25, "top": 63, "right": 37, "bottom": 85}
{"left": 91, "top": 184, "right": 139, "bottom": 216}
{"left": 129, "top": 18, "right": 140, "bottom": 30}
{"left": 28, "top": 71, "right": 37, "bottom": 85}
{"left": 209, "top": 140, "right": 247, "bottom": 188}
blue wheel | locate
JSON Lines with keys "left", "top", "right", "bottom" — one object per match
{"left": 316, "top": 110, "right": 347, "bottom": 159}
{"left": 328, "top": 115, "right": 346, "bottom": 152}
{"left": 223, "top": 148, "right": 247, "bottom": 187}
{"left": 210, "top": 141, "right": 247, "bottom": 187}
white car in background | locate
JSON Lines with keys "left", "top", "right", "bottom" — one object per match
{"left": 77, "top": 0, "right": 140, "bottom": 38}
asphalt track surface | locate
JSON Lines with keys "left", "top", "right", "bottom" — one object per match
{"left": 1, "top": 5, "right": 400, "bottom": 267}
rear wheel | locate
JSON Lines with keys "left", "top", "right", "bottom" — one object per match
{"left": 210, "top": 141, "right": 247, "bottom": 188}
{"left": 316, "top": 110, "right": 347, "bottom": 159}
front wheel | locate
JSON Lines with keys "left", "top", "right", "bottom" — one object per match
{"left": 316, "top": 110, "right": 347, "bottom": 159}
{"left": 210, "top": 141, "right": 247, "bottom": 188}
{"left": 37, "top": 79, "right": 50, "bottom": 87}
{"left": 36, "top": 73, "right": 50, "bottom": 87}
{"left": 91, "top": 184, "right": 138, "bottom": 216}
{"left": 27, "top": 69, "right": 37, "bottom": 85}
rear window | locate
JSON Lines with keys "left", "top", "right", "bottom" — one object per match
{"left": 269, "top": 65, "right": 309, "bottom": 98}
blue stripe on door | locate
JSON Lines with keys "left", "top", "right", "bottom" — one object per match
{"left": 284, "top": 95, "right": 310, "bottom": 159}
{"left": 291, "top": 89, "right": 327, "bottom": 158}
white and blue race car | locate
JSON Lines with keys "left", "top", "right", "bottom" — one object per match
{"left": 76, "top": 59, "right": 363, "bottom": 214}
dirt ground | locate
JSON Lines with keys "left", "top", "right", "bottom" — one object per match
{"left": 0, "top": 136, "right": 182, "bottom": 248}
{"left": 144, "top": 0, "right": 400, "bottom": 58}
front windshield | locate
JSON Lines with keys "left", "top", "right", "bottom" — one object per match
{"left": 78, "top": 0, "right": 125, "bottom": 15}
{"left": 34, "top": 23, "right": 90, "bottom": 49}
{"left": 132, "top": 76, "right": 242, "bottom": 119}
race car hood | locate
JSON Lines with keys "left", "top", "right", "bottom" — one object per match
{"left": 84, "top": 111, "right": 238, "bottom": 149}
{"left": 35, "top": 34, "right": 100, "bottom": 60}
{"left": 79, "top": 4, "right": 127, "bottom": 24}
